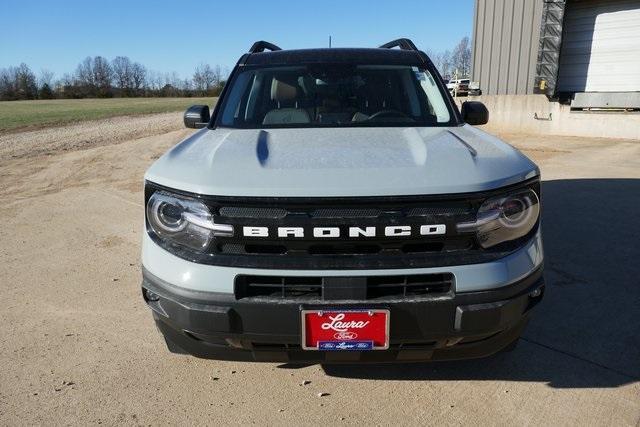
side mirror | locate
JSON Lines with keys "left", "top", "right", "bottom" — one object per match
{"left": 184, "top": 105, "right": 210, "bottom": 128}
{"left": 461, "top": 101, "right": 489, "bottom": 125}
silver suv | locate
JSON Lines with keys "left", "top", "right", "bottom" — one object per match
{"left": 141, "top": 39, "right": 544, "bottom": 362}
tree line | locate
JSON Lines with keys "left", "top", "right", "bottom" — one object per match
{"left": 0, "top": 37, "right": 471, "bottom": 101}
{"left": 0, "top": 56, "right": 228, "bottom": 101}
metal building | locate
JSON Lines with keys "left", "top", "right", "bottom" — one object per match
{"left": 471, "top": 0, "right": 543, "bottom": 95}
{"left": 472, "top": 0, "right": 640, "bottom": 108}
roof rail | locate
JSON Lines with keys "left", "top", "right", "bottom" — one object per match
{"left": 248, "top": 41, "right": 282, "bottom": 53}
{"left": 379, "top": 38, "right": 418, "bottom": 51}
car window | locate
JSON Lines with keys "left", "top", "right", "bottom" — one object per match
{"left": 216, "top": 64, "right": 454, "bottom": 128}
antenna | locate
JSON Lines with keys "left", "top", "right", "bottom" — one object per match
{"left": 329, "top": 36, "right": 332, "bottom": 48}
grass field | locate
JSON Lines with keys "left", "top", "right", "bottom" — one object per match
{"left": 0, "top": 97, "right": 216, "bottom": 133}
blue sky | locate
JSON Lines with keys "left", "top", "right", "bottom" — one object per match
{"left": 0, "top": 0, "right": 474, "bottom": 79}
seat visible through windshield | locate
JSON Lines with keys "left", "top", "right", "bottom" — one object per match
{"left": 218, "top": 64, "right": 452, "bottom": 128}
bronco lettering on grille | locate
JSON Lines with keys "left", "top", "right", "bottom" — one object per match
{"left": 242, "top": 224, "right": 446, "bottom": 238}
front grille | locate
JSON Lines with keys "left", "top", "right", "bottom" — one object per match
{"left": 145, "top": 179, "right": 540, "bottom": 270}
{"left": 236, "top": 276, "right": 323, "bottom": 299}
{"left": 366, "top": 274, "right": 452, "bottom": 298}
{"left": 235, "top": 273, "right": 454, "bottom": 300}
{"left": 208, "top": 197, "right": 478, "bottom": 269}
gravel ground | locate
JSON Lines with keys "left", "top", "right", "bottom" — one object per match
{"left": 0, "top": 117, "right": 638, "bottom": 425}
{"left": 0, "top": 112, "right": 185, "bottom": 160}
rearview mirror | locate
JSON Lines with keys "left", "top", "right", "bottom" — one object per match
{"left": 461, "top": 101, "right": 489, "bottom": 125}
{"left": 184, "top": 105, "right": 210, "bottom": 128}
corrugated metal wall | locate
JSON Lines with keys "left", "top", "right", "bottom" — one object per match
{"left": 471, "top": 0, "right": 544, "bottom": 95}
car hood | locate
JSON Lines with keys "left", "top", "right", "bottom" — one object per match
{"left": 145, "top": 125, "right": 539, "bottom": 197}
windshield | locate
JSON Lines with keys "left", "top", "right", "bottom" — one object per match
{"left": 216, "top": 64, "right": 455, "bottom": 128}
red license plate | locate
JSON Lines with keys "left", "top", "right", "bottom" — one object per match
{"left": 301, "top": 309, "right": 390, "bottom": 350}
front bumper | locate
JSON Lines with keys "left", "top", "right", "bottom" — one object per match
{"left": 142, "top": 266, "right": 544, "bottom": 363}
{"left": 141, "top": 230, "right": 543, "bottom": 294}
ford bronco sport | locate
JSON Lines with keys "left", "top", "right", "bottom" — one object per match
{"left": 141, "top": 39, "right": 544, "bottom": 362}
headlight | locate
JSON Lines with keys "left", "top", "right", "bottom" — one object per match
{"left": 457, "top": 188, "right": 540, "bottom": 248}
{"left": 146, "top": 191, "right": 233, "bottom": 251}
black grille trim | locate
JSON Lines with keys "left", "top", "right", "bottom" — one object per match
{"left": 234, "top": 273, "right": 454, "bottom": 300}
{"left": 219, "top": 207, "right": 287, "bottom": 219}
{"left": 312, "top": 208, "right": 382, "bottom": 218}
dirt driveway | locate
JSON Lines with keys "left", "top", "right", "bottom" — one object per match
{"left": 1, "top": 115, "right": 639, "bottom": 425}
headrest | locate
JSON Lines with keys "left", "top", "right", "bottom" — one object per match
{"left": 271, "top": 79, "right": 298, "bottom": 103}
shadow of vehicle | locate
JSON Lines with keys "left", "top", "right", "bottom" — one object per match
{"left": 321, "top": 179, "right": 640, "bottom": 388}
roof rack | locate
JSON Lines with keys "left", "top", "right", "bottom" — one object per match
{"left": 379, "top": 38, "right": 418, "bottom": 51}
{"left": 248, "top": 41, "right": 282, "bottom": 53}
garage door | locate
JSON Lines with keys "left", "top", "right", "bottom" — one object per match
{"left": 557, "top": 0, "right": 640, "bottom": 93}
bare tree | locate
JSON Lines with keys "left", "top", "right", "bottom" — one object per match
{"left": 146, "top": 70, "right": 163, "bottom": 92}
{"left": 167, "top": 71, "right": 181, "bottom": 88}
{"left": 451, "top": 37, "right": 471, "bottom": 78}
{"left": 55, "top": 72, "right": 75, "bottom": 98}
{"left": 73, "top": 56, "right": 112, "bottom": 97}
{"left": 213, "top": 65, "right": 223, "bottom": 87}
{"left": 152, "top": 71, "right": 164, "bottom": 92}
{"left": 112, "top": 56, "right": 133, "bottom": 94}
{"left": 38, "top": 69, "right": 54, "bottom": 88}
{"left": 193, "top": 63, "right": 216, "bottom": 95}
{"left": 14, "top": 63, "right": 38, "bottom": 99}
{"left": 431, "top": 50, "right": 453, "bottom": 79}
{"left": 92, "top": 56, "right": 112, "bottom": 95}
{"left": 0, "top": 67, "right": 16, "bottom": 100}
{"left": 182, "top": 78, "right": 193, "bottom": 93}
{"left": 131, "top": 62, "right": 146, "bottom": 93}
{"left": 75, "top": 57, "right": 94, "bottom": 87}
{"left": 158, "top": 71, "right": 183, "bottom": 97}
{"left": 59, "top": 72, "right": 74, "bottom": 86}
{"left": 38, "top": 69, "right": 55, "bottom": 99}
